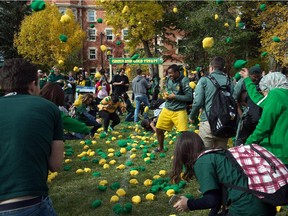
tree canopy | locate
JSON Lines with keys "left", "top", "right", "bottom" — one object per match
{"left": 253, "top": 2, "right": 288, "bottom": 67}
{"left": 0, "top": 1, "right": 30, "bottom": 59}
{"left": 97, "top": 0, "right": 164, "bottom": 57}
{"left": 14, "top": 3, "right": 86, "bottom": 69}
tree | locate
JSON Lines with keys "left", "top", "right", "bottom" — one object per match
{"left": 252, "top": 2, "right": 288, "bottom": 69}
{"left": 170, "top": 1, "right": 259, "bottom": 74}
{"left": 97, "top": 1, "right": 164, "bottom": 58}
{"left": 14, "top": 3, "right": 86, "bottom": 69}
{"left": 0, "top": 1, "right": 31, "bottom": 59}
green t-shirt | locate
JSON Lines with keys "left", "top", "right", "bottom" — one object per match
{"left": 0, "top": 94, "right": 63, "bottom": 200}
{"left": 194, "top": 152, "right": 276, "bottom": 216}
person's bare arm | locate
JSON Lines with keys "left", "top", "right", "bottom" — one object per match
{"left": 49, "top": 140, "right": 64, "bottom": 172}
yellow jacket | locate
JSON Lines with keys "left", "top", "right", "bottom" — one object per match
{"left": 98, "top": 96, "right": 126, "bottom": 113}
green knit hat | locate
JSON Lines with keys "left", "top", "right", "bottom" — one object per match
{"left": 233, "top": 59, "right": 247, "bottom": 69}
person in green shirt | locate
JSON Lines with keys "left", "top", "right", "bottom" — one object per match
{"left": 155, "top": 64, "right": 192, "bottom": 152}
{"left": 40, "top": 82, "right": 90, "bottom": 138}
{"left": 189, "top": 57, "right": 235, "bottom": 149}
{"left": 233, "top": 65, "right": 262, "bottom": 146}
{"left": 47, "top": 66, "right": 64, "bottom": 86}
{"left": 240, "top": 69, "right": 288, "bottom": 165}
{"left": 170, "top": 132, "right": 276, "bottom": 216}
{"left": 0, "top": 58, "right": 63, "bottom": 215}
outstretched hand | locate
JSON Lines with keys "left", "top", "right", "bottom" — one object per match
{"left": 173, "top": 196, "right": 189, "bottom": 212}
{"left": 240, "top": 68, "right": 249, "bottom": 78}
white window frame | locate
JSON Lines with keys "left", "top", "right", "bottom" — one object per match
{"left": 105, "top": 28, "right": 114, "bottom": 41}
{"left": 122, "top": 29, "right": 129, "bottom": 41}
{"left": 89, "top": 68, "right": 96, "bottom": 76}
{"left": 88, "top": 28, "right": 97, "bottom": 41}
{"left": 87, "top": 10, "right": 96, "bottom": 22}
{"left": 88, "top": 47, "right": 97, "bottom": 60}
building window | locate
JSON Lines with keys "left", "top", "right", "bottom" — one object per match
{"left": 87, "top": 10, "right": 96, "bottom": 22}
{"left": 71, "top": 8, "right": 77, "bottom": 20}
{"left": 105, "top": 29, "right": 114, "bottom": 41}
{"left": 88, "top": 28, "right": 96, "bottom": 41}
{"left": 59, "top": 7, "right": 66, "bottom": 15}
{"left": 88, "top": 48, "right": 97, "bottom": 60}
{"left": 90, "top": 68, "right": 96, "bottom": 75}
{"left": 122, "top": 29, "right": 129, "bottom": 40}
{"left": 177, "top": 39, "right": 187, "bottom": 54}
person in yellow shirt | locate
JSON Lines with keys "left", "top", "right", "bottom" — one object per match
{"left": 76, "top": 74, "right": 86, "bottom": 86}
{"left": 98, "top": 94, "right": 126, "bottom": 134}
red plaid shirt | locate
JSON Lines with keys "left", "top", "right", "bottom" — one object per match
{"left": 198, "top": 144, "right": 288, "bottom": 197}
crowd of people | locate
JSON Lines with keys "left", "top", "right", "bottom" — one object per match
{"left": 1, "top": 56, "right": 288, "bottom": 215}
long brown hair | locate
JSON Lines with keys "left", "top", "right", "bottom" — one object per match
{"left": 40, "top": 82, "right": 65, "bottom": 106}
{"left": 171, "top": 131, "right": 206, "bottom": 183}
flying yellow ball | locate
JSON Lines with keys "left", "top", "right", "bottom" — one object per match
{"left": 60, "top": 14, "right": 71, "bottom": 23}
{"left": 100, "top": 45, "right": 107, "bottom": 52}
{"left": 202, "top": 37, "right": 214, "bottom": 49}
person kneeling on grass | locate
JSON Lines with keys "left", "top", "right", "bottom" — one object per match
{"left": 98, "top": 93, "right": 126, "bottom": 134}
{"left": 40, "top": 82, "right": 91, "bottom": 139}
{"left": 75, "top": 93, "right": 102, "bottom": 137}
{"left": 170, "top": 131, "right": 276, "bottom": 216}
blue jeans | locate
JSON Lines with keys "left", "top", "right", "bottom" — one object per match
{"left": 0, "top": 196, "right": 57, "bottom": 216}
{"left": 125, "top": 112, "right": 134, "bottom": 122}
{"left": 134, "top": 95, "right": 149, "bottom": 122}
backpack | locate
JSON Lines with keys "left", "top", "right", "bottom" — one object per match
{"left": 149, "top": 98, "right": 165, "bottom": 110}
{"left": 198, "top": 144, "right": 288, "bottom": 206}
{"left": 205, "top": 75, "right": 237, "bottom": 138}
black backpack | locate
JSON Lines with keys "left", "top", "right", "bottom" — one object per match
{"left": 205, "top": 75, "right": 237, "bottom": 138}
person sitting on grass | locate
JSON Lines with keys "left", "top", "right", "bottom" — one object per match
{"left": 75, "top": 93, "right": 102, "bottom": 137}
{"left": 170, "top": 131, "right": 276, "bottom": 216}
{"left": 98, "top": 93, "right": 126, "bottom": 134}
{"left": 40, "top": 82, "right": 90, "bottom": 139}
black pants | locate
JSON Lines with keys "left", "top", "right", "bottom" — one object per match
{"left": 99, "top": 110, "right": 120, "bottom": 132}
{"left": 235, "top": 122, "right": 258, "bottom": 146}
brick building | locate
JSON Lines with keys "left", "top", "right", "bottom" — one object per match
{"left": 52, "top": 0, "right": 183, "bottom": 75}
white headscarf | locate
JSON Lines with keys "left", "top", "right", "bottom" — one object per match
{"left": 259, "top": 72, "right": 288, "bottom": 92}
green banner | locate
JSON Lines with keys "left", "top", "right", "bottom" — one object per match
{"left": 109, "top": 58, "right": 163, "bottom": 65}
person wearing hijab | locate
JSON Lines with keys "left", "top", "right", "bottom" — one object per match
{"left": 240, "top": 69, "right": 288, "bottom": 165}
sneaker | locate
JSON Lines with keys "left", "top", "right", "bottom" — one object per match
{"left": 153, "top": 148, "right": 164, "bottom": 153}
{"left": 108, "top": 126, "right": 114, "bottom": 132}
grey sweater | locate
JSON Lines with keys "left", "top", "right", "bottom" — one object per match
{"left": 132, "top": 75, "right": 151, "bottom": 97}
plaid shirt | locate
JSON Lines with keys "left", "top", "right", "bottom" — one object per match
{"left": 198, "top": 144, "right": 288, "bottom": 197}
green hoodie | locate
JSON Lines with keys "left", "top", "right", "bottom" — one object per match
{"left": 61, "top": 111, "right": 90, "bottom": 134}
{"left": 165, "top": 75, "right": 192, "bottom": 111}
{"left": 244, "top": 78, "right": 288, "bottom": 164}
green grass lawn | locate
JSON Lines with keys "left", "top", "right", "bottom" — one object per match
{"left": 48, "top": 121, "right": 288, "bottom": 216}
